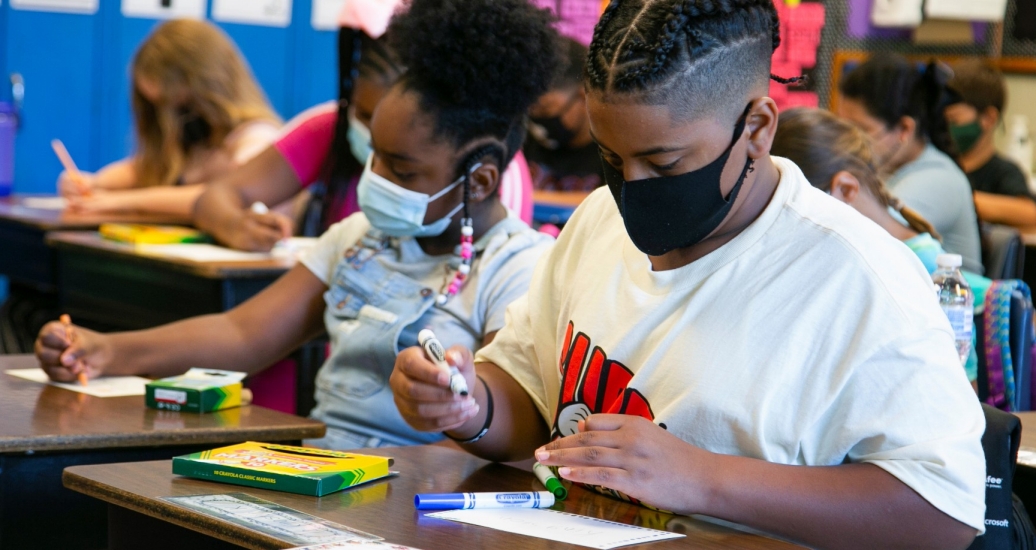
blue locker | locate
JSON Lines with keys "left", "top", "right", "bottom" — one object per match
{"left": 4, "top": 7, "right": 103, "bottom": 193}
{"left": 97, "top": 15, "right": 159, "bottom": 168}
{"left": 290, "top": 0, "right": 337, "bottom": 117}
{"left": 213, "top": 20, "right": 294, "bottom": 119}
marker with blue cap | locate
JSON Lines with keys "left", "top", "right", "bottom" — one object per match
{"left": 414, "top": 491, "right": 555, "bottom": 511}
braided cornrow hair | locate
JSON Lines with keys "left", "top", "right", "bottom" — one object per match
{"left": 588, "top": 0, "right": 797, "bottom": 112}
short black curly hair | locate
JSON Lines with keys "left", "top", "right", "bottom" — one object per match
{"left": 388, "top": 0, "right": 560, "bottom": 172}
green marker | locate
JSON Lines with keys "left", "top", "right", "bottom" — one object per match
{"left": 533, "top": 462, "right": 568, "bottom": 500}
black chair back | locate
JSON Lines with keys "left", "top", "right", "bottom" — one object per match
{"left": 983, "top": 224, "right": 1026, "bottom": 280}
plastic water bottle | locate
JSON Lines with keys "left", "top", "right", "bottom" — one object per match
{"left": 932, "top": 254, "right": 974, "bottom": 366}
{"left": 0, "top": 102, "right": 15, "bottom": 197}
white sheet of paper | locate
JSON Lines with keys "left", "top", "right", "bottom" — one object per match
{"left": 287, "top": 542, "right": 423, "bottom": 550}
{"left": 871, "top": 0, "right": 923, "bottom": 27}
{"left": 924, "top": 0, "right": 1007, "bottom": 21}
{"left": 212, "top": 0, "right": 292, "bottom": 27}
{"left": 11, "top": 0, "right": 98, "bottom": 13}
{"left": 425, "top": 508, "right": 684, "bottom": 549}
{"left": 311, "top": 0, "right": 346, "bottom": 30}
{"left": 134, "top": 243, "right": 274, "bottom": 263}
{"left": 1018, "top": 447, "right": 1036, "bottom": 468}
{"left": 6, "top": 368, "right": 149, "bottom": 397}
{"left": 121, "top": 0, "right": 206, "bottom": 20}
{"left": 21, "top": 197, "right": 68, "bottom": 210}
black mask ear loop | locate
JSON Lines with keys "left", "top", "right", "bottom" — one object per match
{"left": 724, "top": 102, "right": 756, "bottom": 202}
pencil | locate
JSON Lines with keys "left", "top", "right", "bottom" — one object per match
{"left": 51, "top": 139, "right": 91, "bottom": 197}
{"left": 59, "top": 314, "right": 88, "bottom": 386}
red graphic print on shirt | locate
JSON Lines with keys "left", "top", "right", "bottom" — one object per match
{"left": 550, "top": 321, "right": 663, "bottom": 507}
{"left": 551, "top": 321, "right": 656, "bottom": 439}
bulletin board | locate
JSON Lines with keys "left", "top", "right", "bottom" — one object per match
{"left": 810, "top": 0, "right": 1036, "bottom": 110}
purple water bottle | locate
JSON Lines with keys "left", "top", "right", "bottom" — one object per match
{"left": 0, "top": 102, "right": 14, "bottom": 198}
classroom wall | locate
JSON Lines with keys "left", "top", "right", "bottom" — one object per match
{"left": 0, "top": 1, "right": 340, "bottom": 195}
{"left": 996, "top": 73, "right": 1036, "bottom": 177}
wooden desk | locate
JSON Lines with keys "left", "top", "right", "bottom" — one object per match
{"left": 532, "top": 190, "right": 591, "bottom": 225}
{"left": 0, "top": 354, "right": 325, "bottom": 549}
{"left": 0, "top": 195, "right": 180, "bottom": 291}
{"left": 0, "top": 195, "right": 182, "bottom": 352}
{"left": 63, "top": 445, "right": 799, "bottom": 550}
{"left": 46, "top": 231, "right": 293, "bottom": 330}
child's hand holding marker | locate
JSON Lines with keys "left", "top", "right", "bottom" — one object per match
{"left": 35, "top": 317, "right": 112, "bottom": 385}
{"left": 390, "top": 337, "right": 479, "bottom": 433}
{"left": 225, "top": 201, "right": 293, "bottom": 252}
{"left": 534, "top": 414, "right": 707, "bottom": 516}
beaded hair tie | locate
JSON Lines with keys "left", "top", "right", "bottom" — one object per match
{"left": 435, "top": 157, "right": 486, "bottom": 306}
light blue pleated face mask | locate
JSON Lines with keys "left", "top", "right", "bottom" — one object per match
{"left": 347, "top": 110, "right": 372, "bottom": 163}
{"left": 357, "top": 155, "right": 477, "bottom": 238}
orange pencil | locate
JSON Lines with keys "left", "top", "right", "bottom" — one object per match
{"left": 59, "top": 314, "right": 88, "bottom": 386}
{"left": 51, "top": 139, "right": 91, "bottom": 197}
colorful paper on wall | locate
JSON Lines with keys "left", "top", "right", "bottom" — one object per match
{"left": 925, "top": 0, "right": 1008, "bottom": 22}
{"left": 770, "top": 1, "right": 823, "bottom": 112}
{"left": 530, "top": 0, "right": 600, "bottom": 45}
{"left": 212, "top": 0, "right": 293, "bottom": 27}
{"left": 10, "top": 0, "right": 97, "bottom": 13}
{"left": 121, "top": 0, "right": 207, "bottom": 19}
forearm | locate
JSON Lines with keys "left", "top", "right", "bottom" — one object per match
{"left": 101, "top": 185, "right": 206, "bottom": 221}
{"left": 105, "top": 266, "right": 328, "bottom": 379}
{"left": 446, "top": 362, "right": 550, "bottom": 462}
{"left": 194, "top": 147, "right": 301, "bottom": 239}
{"left": 974, "top": 191, "right": 1036, "bottom": 226}
{"left": 704, "top": 456, "right": 976, "bottom": 550}
{"left": 93, "top": 160, "right": 138, "bottom": 190}
{"left": 104, "top": 314, "right": 260, "bottom": 378}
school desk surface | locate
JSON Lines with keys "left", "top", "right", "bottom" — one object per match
{"left": 532, "top": 189, "right": 591, "bottom": 225}
{"left": 0, "top": 354, "right": 325, "bottom": 549}
{"left": 0, "top": 194, "right": 182, "bottom": 291}
{"left": 63, "top": 445, "right": 803, "bottom": 550}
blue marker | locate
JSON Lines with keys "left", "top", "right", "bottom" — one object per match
{"left": 415, "top": 491, "right": 555, "bottom": 511}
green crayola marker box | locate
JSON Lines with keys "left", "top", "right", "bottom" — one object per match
{"left": 172, "top": 442, "right": 394, "bottom": 496}
{"left": 146, "top": 368, "right": 248, "bottom": 413}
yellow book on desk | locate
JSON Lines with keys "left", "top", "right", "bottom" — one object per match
{"left": 99, "top": 223, "right": 209, "bottom": 244}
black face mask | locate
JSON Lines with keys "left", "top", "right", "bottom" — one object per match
{"left": 179, "top": 106, "right": 212, "bottom": 151}
{"left": 603, "top": 103, "right": 754, "bottom": 256}
{"left": 529, "top": 93, "right": 581, "bottom": 150}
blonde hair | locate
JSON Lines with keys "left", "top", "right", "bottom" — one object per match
{"left": 131, "top": 19, "right": 280, "bottom": 187}
{"left": 772, "top": 108, "right": 941, "bottom": 241}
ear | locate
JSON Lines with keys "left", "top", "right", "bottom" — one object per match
{"left": 828, "top": 170, "right": 860, "bottom": 204}
{"left": 896, "top": 116, "right": 916, "bottom": 143}
{"left": 980, "top": 106, "right": 1000, "bottom": 132}
{"left": 746, "top": 97, "right": 779, "bottom": 160}
{"left": 466, "top": 159, "right": 501, "bottom": 205}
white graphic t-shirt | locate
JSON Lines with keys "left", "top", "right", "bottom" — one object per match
{"left": 476, "top": 157, "right": 986, "bottom": 533}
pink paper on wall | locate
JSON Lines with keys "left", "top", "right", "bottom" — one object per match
{"left": 771, "top": 0, "right": 824, "bottom": 112}
{"left": 531, "top": 0, "right": 600, "bottom": 45}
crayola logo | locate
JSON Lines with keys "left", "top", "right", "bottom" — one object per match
{"left": 496, "top": 493, "right": 533, "bottom": 504}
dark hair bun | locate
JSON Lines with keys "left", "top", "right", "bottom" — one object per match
{"left": 389, "top": 0, "right": 559, "bottom": 119}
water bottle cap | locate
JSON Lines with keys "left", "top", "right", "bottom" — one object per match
{"left": 936, "top": 254, "right": 962, "bottom": 268}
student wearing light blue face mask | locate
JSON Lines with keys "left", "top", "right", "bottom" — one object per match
{"left": 193, "top": 0, "right": 539, "bottom": 253}
{"left": 34, "top": 0, "right": 559, "bottom": 450}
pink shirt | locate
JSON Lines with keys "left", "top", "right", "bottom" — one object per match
{"left": 274, "top": 101, "right": 533, "bottom": 225}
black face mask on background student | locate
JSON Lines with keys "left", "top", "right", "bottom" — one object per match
{"left": 179, "top": 106, "right": 212, "bottom": 151}
{"left": 603, "top": 103, "right": 754, "bottom": 256}
{"left": 529, "top": 92, "right": 581, "bottom": 150}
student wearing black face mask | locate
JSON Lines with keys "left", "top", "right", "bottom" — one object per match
{"left": 391, "top": 1, "right": 985, "bottom": 548}
{"left": 524, "top": 37, "right": 603, "bottom": 192}
{"left": 946, "top": 60, "right": 1036, "bottom": 228}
